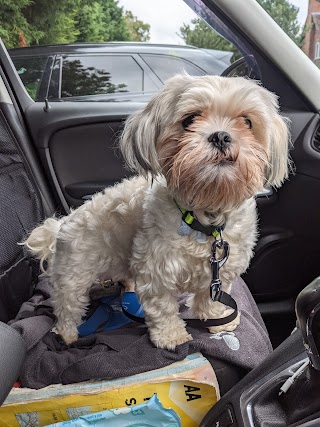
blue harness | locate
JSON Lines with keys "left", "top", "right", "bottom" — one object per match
{"left": 77, "top": 290, "right": 144, "bottom": 337}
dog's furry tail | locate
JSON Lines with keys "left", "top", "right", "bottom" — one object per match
{"left": 21, "top": 217, "right": 62, "bottom": 273}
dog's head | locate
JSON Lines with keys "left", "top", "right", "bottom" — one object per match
{"left": 120, "top": 74, "right": 290, "bottom": 212}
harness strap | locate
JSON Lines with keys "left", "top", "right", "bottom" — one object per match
{"left": 122, "top": 306, "right": 145, "bottom": 324}
{"left": 122, "top": 289, "right": 238, "bottom": 329}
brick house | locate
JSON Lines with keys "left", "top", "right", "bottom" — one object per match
{"left": 304, "top": 0, "right": 320, "bottom": 66}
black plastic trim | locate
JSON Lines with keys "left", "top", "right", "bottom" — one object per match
{"left": 0, "top": 39, "right": 34, "bottom": 113}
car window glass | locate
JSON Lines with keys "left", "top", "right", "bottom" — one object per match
{"left": 141, "top": 54, "right": 205, "bottom": 83}
{"left": 61, "top": 55, "right": 145, "bottom": 98}
{"left": 11, "top": 56, "right": 48, "bottom": 100}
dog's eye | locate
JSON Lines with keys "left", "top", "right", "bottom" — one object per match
{"left": 243, "top": 117, "right": 252, "bottom": 129}
{"left": 182, "top": 113, "right": 199, "bottom": 130}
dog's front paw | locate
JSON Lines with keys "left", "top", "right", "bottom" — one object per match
{"left": 208, "top": 312, "right": 241, "bottom": 334}
{"left": 55, "top": 323, "right": 79, "bottom": 345}
{"left": 149, "top": 326, "right": 192, "bottom": 350}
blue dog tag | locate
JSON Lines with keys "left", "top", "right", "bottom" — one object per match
{"left": 178, "top": 219, "right": 207, "bottom": 243}
{"left": 195, "top": 231, "right": 207, "bottom": 244}
{"left": 178, "top": 219, "right": 191, "bottom": 236}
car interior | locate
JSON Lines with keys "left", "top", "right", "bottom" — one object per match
{"left": 1, "top": 0, "right": 320, "bottom": 425}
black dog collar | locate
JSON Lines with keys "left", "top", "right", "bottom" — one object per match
{"left": 175, "top": 202, "right": 225, "bottom": 238}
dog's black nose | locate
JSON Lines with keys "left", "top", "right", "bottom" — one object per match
{"left": 208, "top": 131, "right": 232, "bottom": 151}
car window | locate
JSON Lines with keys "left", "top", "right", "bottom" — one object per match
{"left": 141, "top": 54, "right": 205, "bottom": 83}
{"left": 6, "top": 0, "right": 259, "bottom": 103}
{"left": 11, "top": 56, "right": 48, "bottom": 100}
{"left": 60, "top": 55, "right": 154, "bottom": 98}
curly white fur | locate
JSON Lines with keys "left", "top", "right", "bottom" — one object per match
{"left": 24, "top": 75, "right": 290, "bottom": 349}
{"left": 22, "top": 217, "right": 62, "bottom": 272}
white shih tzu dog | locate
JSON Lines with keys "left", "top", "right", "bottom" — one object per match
{"left": 24, "top": 75, "right": 290, "bottom": 350}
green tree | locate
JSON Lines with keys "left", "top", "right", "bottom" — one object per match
{"left": 74, "top": 2, "right": 106, "bottom": 42}
{"left": 124, "top": 10, "right": 150, "bottom": 42}
{"left": 179, "top": 18, "right": 237, "bottom": 58}
{"left": 75, "top": 0, "right": 130, "bottom": 43}
{"left": 0, "top": 0, "right": 151, "bottom": 48}
{"left": 179, "top": 0, "right": 304, "bottom": 57}
{"left": 0, "top": 0, "right": 40, "bottom": 48}
{"left": 258, "top": 0, "right": 302, "bottom": 46}
{"left": 22, "top": 0, "right": 80, "bottom": 45}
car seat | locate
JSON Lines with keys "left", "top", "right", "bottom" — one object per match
{"left": 0, "top": 74, "right": 55, "bottom": 404}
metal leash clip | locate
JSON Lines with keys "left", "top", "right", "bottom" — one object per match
{"left": 210, "top": 237, "right": 230, "bottom": 301}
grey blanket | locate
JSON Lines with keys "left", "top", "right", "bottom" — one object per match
{"left": 11, "top": 277, "right": 272, "bottom": 389}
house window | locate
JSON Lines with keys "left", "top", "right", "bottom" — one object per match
{"left": 315, "top": 42, "right": 320, "bottom": 60}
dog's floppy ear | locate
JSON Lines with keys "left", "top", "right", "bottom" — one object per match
{"left": 258, "top": 87, "right": 291, "bottom": 188}
{"left": 120, "top": 96, "right": 162, "bottom": 176}
{"left": 120, "top": 74, "right": 194, "bottom": 176}
{"left": 266, "top": 112, "right": 291, "bottom": 188}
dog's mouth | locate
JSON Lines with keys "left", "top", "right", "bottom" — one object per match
{"left": 217, "top": 155, "right": 235, "bottom": 166}
{"left": 212, "top": 144, "right": 238, "bottom": 166}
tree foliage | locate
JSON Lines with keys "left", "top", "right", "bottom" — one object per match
{"left": 75, "top": 0, "right": 130, "bottom": 43}
{"left": 258, "top": 0, "right": 303, "bottom": 46}
{"left": 23, "top": 0, "right": 81, "bottom": 45}
{"left": 124, "top": 11, "right": 150, "bottom": 42}
{"left": 179, "top": 0, "right": 304, "bottom": 57}
{"left": 179, "top": 19, "right": 237, "bottom": 58}
{"left": 0, "top": 0, "right": 150, "bottom": 48}
{"left": 0, "top": 0, "right": 37, "bottom": 48}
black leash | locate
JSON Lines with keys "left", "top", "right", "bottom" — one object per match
{"left": 186, "top": 238, "right": 238, "bottom": 328}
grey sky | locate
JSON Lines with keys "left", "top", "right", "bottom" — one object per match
{"left": 118, "top": 0, "right": 308, "bottom": 44}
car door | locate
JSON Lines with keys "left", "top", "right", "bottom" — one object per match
{"left": 2, "top": 47, "right": 148, "bottom": 212}
{"left": 1, "top": 0, "right": 320, "bottom": 349}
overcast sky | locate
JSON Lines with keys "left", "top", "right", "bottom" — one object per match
{"left": 118, "top": 0, "right": 308, "bottom": 44}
